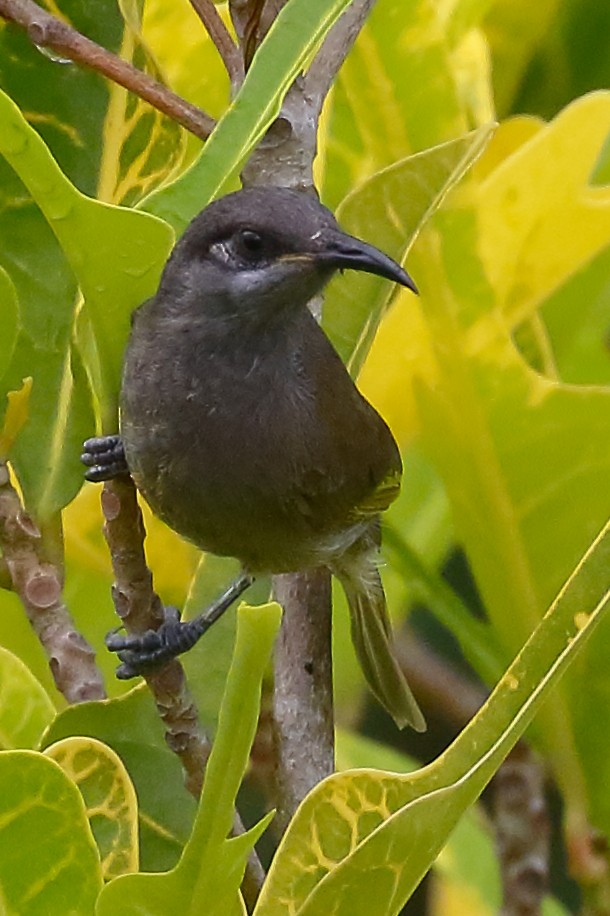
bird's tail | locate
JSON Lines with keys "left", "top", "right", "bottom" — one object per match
{"left": 334, "top": 541, "right": 426, "bottom": 732}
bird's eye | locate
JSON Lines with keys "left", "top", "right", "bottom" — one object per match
{"left": 237, "top": 229, "right": 264, "bottom": 256}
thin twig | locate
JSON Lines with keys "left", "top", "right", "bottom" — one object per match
{"left": 189, "top": 0, "right": 244, "bottom": 88}
{"left": 229, "top": 0, "right": 282, "bottom": 71}
{"left": 0, "top": 0, "right": 215, "bottom": 140}
{"left": 0, "top": 461, "right": 106, "bottom": 703}
{"left": 100, "top": 474, "right": 265, "bottom": 909}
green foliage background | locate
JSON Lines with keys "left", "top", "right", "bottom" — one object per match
{"left": 0, "top": 0, "right": 609, "bottom": 913}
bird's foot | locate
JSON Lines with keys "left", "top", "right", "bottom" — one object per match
{"left": 105, "top": 606, "right": 203, "bottom": 679}
{"left": 81, "top": 435, "right": 129, "bottom": 482}
{"left": 105, "top": 573, "right": 255, "bottom": 679}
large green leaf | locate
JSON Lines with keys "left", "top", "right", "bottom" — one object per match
{"left": 42, "top": 684, "right": 197, "bottom": 873}
{"left": 318, "top": 0, "right": 494, "bottom": 209}
{"left": 0, "top": 0, "right": 184, "bottom": 204}
{"left": 408, "top": 92, "right": 610, "bottom": 843}
{"left": 0, "top": 0, "right": 184, "bottom": 515}
{"left": 144, "top": 0, "right": 356, "bottom": 233}
{"left": 96, "top": 601, "right": 281, "bottom": 916}
{"left": 0, "top": 750, "right": 102, "bottom": 914}
{"left": 0, "top": 88, "right": 173, "bottom": 515}
{"left": 324, "top": 125, "right": 494, "bottom": 375}
{"left": 45, "top": 735, "right": 139, "bottom": 881}
{"left": 254, "top": 518, "right": 610, "bottom": 915}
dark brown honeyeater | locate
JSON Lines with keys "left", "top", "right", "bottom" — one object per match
{"left": 83, "top": 187, "right": 425, "bottom": 732}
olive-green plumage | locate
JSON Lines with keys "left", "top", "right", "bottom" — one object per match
{"left": 119, "top": 187, "right": 425, "bottom": 731}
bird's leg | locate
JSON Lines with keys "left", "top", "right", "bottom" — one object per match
{"left": 81, "top": 435, "right": 129, "bottom": 482}
{"left": 106, "top": 571, "right": 255, "bottom": 679}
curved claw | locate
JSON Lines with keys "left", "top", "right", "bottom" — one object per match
{"left": 81, "top": 435, "right": 129, "bottom": 482}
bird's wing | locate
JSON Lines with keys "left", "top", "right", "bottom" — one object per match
{"left": 348, "top": 465, "right": 402, "bottom": 522}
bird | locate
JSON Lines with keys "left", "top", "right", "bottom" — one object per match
{"left": 82, "top": 187, "right": 425, "bottom": 732}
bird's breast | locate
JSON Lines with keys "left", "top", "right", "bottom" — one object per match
{"left": 119, "top": 306, "right": 399, "bottom": 572}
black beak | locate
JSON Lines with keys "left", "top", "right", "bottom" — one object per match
{"left": 314, "top": 229, "right": 418, "bottom": 294}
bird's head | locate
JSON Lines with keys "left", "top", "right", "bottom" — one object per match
{"left": 159, "top": 187, "right": 417, "bottom": 324}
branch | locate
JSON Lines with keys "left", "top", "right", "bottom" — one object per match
{"left": 99, "top": 474, "right": 265, "bottom": 909}
{"left": 229, "top": 0, "right": 285, "bottom": 71}
{"left": 0, "top": 0, "right": 215, "bottom": 141}
{"left": 271, "top": 569, "right": 334, "bottom": 831}
{"left": 189, "top": 0, "right": 244, "bottom": 88}
{"left": 0, "top": 461, "right": 105, "bottom": 703}
{"left": 494, "top": 744, "right": 550, "bottom": 916}
{"left": 302, "top": 0, "right": 375, "bottom": 100}
{"left": 241, "top": 0, "right": 374, "bottom": 190}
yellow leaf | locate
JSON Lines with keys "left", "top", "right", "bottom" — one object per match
{"left": 477, "top": 91, "right": 610, "bottom": 325}
{"left": 45, "top": 736, "right": 139, "bottom": 880}
{"left": 0, "top": 377, "right": 32, "bottom": 459}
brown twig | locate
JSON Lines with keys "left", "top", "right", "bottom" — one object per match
{"left": 189, "top": 0, "right": 244, "bottom": 89}
{"left": 99, "top": 474, "right": 265, "bottom": 909}
{"left": 0, "top": 461, "right": 105, "bottom": 703}
{"left": 0, "top": 0, "right": 215, "bottom": 140}
{"left": 271, "top": 569, "right": 335, "bottom": 831}
{"left": 493, "top": 743, "right": 550, "bottom": 916}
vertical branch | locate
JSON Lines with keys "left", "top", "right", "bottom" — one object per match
{"left": 494, "top": 744, "right": 550, "bottom": 916}
{"left": 99, "top": 475, "right": 209, "bottom": 793}
{"left": 272, "top": 569, "right": 334, "bottom": 830}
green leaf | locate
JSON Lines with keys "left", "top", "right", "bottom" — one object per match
{"left": 155, "top": 556, "right": 274, "bottom": 736}
{"left": 45, "top": 736, "right": 139, "bottom": 881}
{"left": 42, "top": 684, "right": 197, "bottom": 873}
{"left": 324, "top": 125, "right": 494, "bottom": 375}
{"left": 0, "top": 0, "right": 184, "bottom": 514}
{"left": 144, "top": 0, "right": 355, "bottom": 233}
{"left": 407, "top": 91, "right": 610, "bottom": 849}
{"left": 0, "top": 0, "right": 184, "bottom": 205}
{"left": 0, "top": 87, "right": 173, "bottom": 515}
{"left": 0, "top": 645, "right": 55, "bottom": 749}
{"left": 0, "top": 750, "right": 102, "bottom": 914}
{"left": 96, "top": 601, "right": 281, "bottom": 916}
{"left": 0, "top": 265, "right": 19, "bottom": 383}
{"left": 254, "top": 518, "right": 610, "bottom": 915}
{"left": 318, "top": 0, "right": 493, "bottom": 208}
